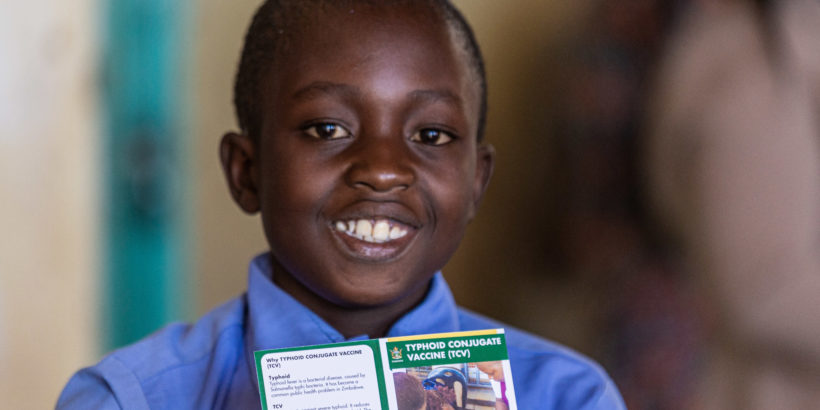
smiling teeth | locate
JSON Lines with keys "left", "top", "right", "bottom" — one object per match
{"left": 356, "top": 220, "right": 372, "bottom": 238}
{"left": 372, "top": 220, "right": 390, "bottom": 241}
{"left": 335, "top": 218, "right": 409, "bottom": 243}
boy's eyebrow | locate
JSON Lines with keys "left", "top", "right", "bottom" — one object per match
{"left": 407, "top": 89, "right": 463, "bottom": 108}
{"left": 290, "top": 81, "right": 463, "bottom": 108}
{"left": 291, "top": 81, "right": 360, "bottom": 102}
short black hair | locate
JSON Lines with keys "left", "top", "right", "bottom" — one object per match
{"left": 233, "top": 0, "right": 487, "bottom": 141}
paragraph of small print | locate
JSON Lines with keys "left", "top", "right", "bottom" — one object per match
{"left": 260, "top": 345, "right": 380, "bottom": 410}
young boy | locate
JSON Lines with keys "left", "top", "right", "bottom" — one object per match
{"left": 58, "top": 1, "right": 624, "bottom": 408}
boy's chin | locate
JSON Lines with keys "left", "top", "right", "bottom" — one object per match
{"left": 270, "top": 255, "right": 435, "bottom": 312}
{"left": 319, "top": 278, "right": 431, "bottom": 310}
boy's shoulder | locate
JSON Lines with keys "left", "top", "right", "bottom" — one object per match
{"left": 456, "top": 307, "right": 626, "bottom": 410}
{"left": 57, "top": 297, "right": 249, "bottom": 409}
{"left": 458, "top": 306, "right": 598, "bottom": 362}
{"left": 109, "top": 296, "right": 247, "bottom": 379}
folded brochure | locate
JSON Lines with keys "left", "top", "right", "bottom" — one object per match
{"left": 255, "top": 328, "right": 517, "bottom": 410}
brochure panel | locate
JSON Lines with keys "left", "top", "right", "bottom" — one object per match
{"left": 255, "top": 329, "right": 516, "bottom": 410}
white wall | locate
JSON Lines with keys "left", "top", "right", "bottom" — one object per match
{"left": 0, "top": 0, "right": 100, "bottom": 407}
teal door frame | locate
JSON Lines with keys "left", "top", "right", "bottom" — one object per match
{"left": 101, "top": 0, "right": 189, "bottom": 350}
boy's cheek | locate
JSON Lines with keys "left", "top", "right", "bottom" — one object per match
{"left": 258, "top": 156, "right": 333, "bottom": 203}
{"left": 424, "top": 169, "right": 479, "bottom": 216}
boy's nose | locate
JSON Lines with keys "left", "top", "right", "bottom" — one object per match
{"left": 344, "top": 137, "right": 416, "bottom": 193}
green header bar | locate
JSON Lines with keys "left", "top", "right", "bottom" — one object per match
{"left": 386, "top": 334, "right": 508, "bottom": 369}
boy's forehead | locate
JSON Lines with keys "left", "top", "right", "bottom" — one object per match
{"left": 235, "top": 0, "right": 487, "bottom": 141}
{"left": 275, "top": 1, "right": 456, "bottom": 55}
{"left": 262, "top": 2, "right": 480, "bottom": 119}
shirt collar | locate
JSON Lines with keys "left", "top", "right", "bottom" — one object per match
{"left": 245, "top": 253, "right": 461, "bottom": 356}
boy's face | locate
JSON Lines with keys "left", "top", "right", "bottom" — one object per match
{"left": 222, "top": 3, "right": 494, "bottom": 309}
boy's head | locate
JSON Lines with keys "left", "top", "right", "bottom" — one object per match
{"left": 220, "top": 0, "right": 494, "bottom": 313}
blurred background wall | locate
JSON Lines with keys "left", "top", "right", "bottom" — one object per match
{"left": 0, "top": 0, "right": 100, "bottom": 408}
{"left": 10, "top": 0, "right": 806, "bottom": 408}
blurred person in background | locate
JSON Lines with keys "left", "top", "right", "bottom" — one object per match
{"left": 547, "top": 1, "right": 706, "bottom": 407}
{"left": 645, "top": 0, "right": 820, "bottom": 408}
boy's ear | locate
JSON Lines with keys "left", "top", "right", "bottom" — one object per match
{"left": 470, "top": 142, "right": 495, "bottom": 217}
{"left": 219, "top": 132, "right": 260, "bottom": 214}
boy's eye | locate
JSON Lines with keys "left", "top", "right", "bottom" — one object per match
{"left": 304, "top": 123, "right": 351, "bottom": 140}
{"left": 410, "top": 128, "right": 453, "bottom": 146}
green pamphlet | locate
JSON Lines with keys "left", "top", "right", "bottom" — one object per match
{"left": 254, "top": 329, "right": 517, "bottom": 409}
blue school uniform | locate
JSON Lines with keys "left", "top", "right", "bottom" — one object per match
{"left": 57, "top": 254, "right": 625, "bottom": 409}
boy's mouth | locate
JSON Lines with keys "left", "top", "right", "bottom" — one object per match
{"left": 329, "top": 215, "right": 419, "bottom": 261}
{"left": 333, "top": 218, "right": 410, "bottom": 243}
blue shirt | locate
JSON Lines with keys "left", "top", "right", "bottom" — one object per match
{"left": 57, "top": 254, "right": 625, "bottom": 409}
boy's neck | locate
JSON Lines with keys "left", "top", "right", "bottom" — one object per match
{"left": 270, "top": 258, "right": 431, "bottom": 339}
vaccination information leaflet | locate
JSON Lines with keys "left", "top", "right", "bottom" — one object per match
{"left": 255, "top": 328, "right": 517, "bottom": 410}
